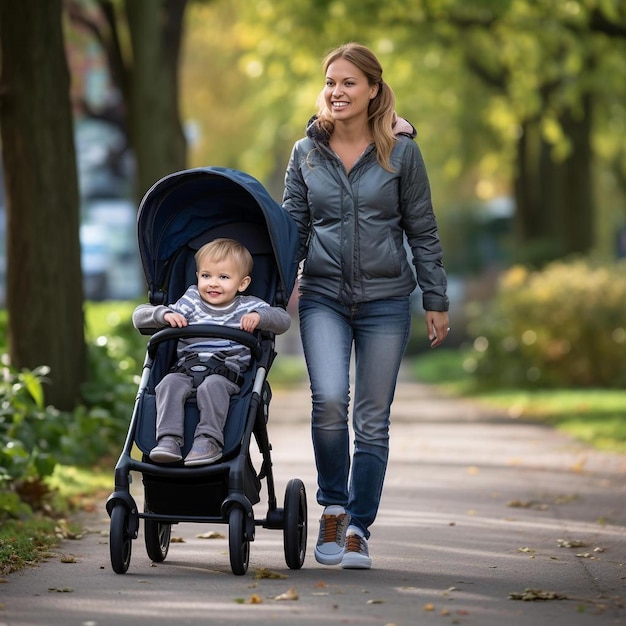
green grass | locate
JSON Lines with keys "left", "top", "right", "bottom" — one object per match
{"left": 409, "top": 349, "right": 626, "bottom": 453}
{"left": 0, "top": 516, "right": 61, "bottom": 575}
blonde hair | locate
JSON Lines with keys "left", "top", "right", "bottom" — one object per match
{"left": 316, "top": 42, "right": 397, "bottom": 172}
{"left": 195, "top": 238, "right": 253, "bottom": 276}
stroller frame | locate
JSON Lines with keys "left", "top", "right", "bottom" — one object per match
{"left": 106, "top": 167, "right": 307, "bottom": 576}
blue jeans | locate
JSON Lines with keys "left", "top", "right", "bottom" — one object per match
{"left": 298, "top": 294, "right": 411, "bottom": 539}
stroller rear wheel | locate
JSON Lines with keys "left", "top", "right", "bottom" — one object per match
{"left": 283, "top": 478, "right": 307, "bottom": 569}
{"left": 110, "top": 504, "right": 132, "bottom": 574}
{"left": 144, "top": 516, "right": 171, "bottom": 563}
{"left": 228, "top": 507, "right": 250, "bottom": 576}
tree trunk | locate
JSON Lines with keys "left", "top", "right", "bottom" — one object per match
{"left": 514, "top": 97, "right": 595, "bottom": 264}
{"left": 555, "top": 94, "right": 595, "bottom": 255}
{"left": 0, "top": 0, "right": 86, "bottom": 410}
{"left": 125, "top": 0, "right": 187, "bottom": 199}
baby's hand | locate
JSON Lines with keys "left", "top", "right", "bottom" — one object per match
{"left": 240, "top": 312, "right": 260, "bottom": 333}
{"left": 164, "top": 311, "right": 188, "bottom": 328}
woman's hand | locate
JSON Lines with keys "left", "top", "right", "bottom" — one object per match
{"left": 425, "top": 310, "right": 450, "bottom": 349}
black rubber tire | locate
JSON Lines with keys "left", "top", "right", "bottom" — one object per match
{"left": 110, "top": 504, "right": 132, "bottom": 574}
{"left": 283, "top": 478, "right": 307, "bottom": 569}
{"left": 228, "top": 507, "right": 250, "bottom": 576}
{"left": 144, "top": 518, "right": 171, "bottom": 563}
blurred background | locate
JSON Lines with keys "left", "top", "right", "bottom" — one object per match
{"left": 2, "top": 0, "right": 625, "bottom": 311}
{"left": 0, "top": 0, "right": 625, "bottom": 541}
{"left": 1, "top": 0, "right": 625, "bottom": 403}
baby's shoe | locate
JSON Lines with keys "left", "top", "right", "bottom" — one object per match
{"left": 149, "top": 435, "right": 182, "bottom": 463}
{"left": 184, "top": 436, "right": 222, "bottom": 466}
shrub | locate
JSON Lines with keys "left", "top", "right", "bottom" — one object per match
{"left": 0, "top": 364, "right": 62, "bottom": 486}
{"left": 465, "top": 259, "right": 626, "bottom": 388}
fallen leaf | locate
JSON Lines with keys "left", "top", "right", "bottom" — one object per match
{"left": 423, "top": 603, "right": 435, "bottom": 611}
{"left": 557, "top": 539, "right": 586, "bottom": 548}
{"left": 170, "top": 537, "right": 185, "bottom": 543}
{"left": 247, "top": 594, "right": 263, "bottom": 604}
{"left": 55, "top": 520, "right": 83, "bottom": 540}
{"left": 196, "top": 531, "right": 224, "bottom": 539}
{"left": 274, "top": 587, "right": 299, "bottom": 601}
{"left": 509, "top": 588, "right": 567, "bottom": 601}
{"left": 507, "top": 499, "right": 548, "bottom": 511}
{"left": 60, "top": 555, "right": 77, "bottom": 563}
{"left": 254, "top": 568, "right": 288, "bottom": 580}
{"left": 48, "top": 587, "right": 74, "bottom": 593}
{"left": 366, "top": 599, "right": 385, "bottom": 604}
{"left": 553, "top": 494, "right": 579, "bottom": 505}
{"left": 518, "top": 547, "right": 536, "bottom": 554}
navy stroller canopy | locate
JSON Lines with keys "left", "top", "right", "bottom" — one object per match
{"left": 137, "top": 167, "right": 299, "bottom": 306}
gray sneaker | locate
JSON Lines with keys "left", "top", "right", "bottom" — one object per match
{"left": 341, "top": 529, "right": 372, "bottom": 569}
{"left": 149, "top": 436, "right": 182, "bottom": 463}
{"left": 314, "top": 506, "right": 350, "bottom": 565}
{"left": 184, "top": 437, "right": 222, "bottom": 466}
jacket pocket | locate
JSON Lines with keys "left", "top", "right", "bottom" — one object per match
{"left": 360, "top": 227, "right": 403, "bottom": 279}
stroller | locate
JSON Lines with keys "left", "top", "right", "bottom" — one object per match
{"left": 106, "top": 167, "right": 307, "bottom": 576}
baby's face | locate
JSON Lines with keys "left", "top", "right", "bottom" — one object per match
{"left": 196, "top": 257, "right": 250, "bottom": 306}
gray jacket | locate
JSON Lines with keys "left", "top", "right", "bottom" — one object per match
{"left": 282, "top": 129, "right": 448, "bottom": 311}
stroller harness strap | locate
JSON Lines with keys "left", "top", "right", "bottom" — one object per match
{"left": 170, "top": 353, "right": 243, "bottom": 388}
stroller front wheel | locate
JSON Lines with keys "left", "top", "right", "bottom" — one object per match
{"left": 228, "top": 507, "right": 250, "bottom": 576}
{"left": 110, "top": 504, "right": 132, "bottom": 574}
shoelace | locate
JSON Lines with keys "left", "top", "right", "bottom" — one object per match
{"left": 345, "top": 534, "right": 366, "bottom": 553}
{"left": 319, "top": 513, "right": 349, "bottom": 543}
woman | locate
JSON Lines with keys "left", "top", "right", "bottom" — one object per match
{"left": 283, "top": 43, "right": 449, "bottom": 569}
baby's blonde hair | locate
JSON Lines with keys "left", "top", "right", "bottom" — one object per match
{"left": 195, "top": 238, "right": 253, "bottom": 276}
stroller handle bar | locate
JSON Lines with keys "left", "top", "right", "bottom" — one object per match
{"left": 143, "top": 324, "right": 264, "bottom": 361}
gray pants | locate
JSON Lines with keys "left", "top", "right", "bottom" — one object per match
{"left": 154, "top": 372, "right": 240, "bottom": 446}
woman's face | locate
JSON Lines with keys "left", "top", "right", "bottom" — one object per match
{"left": 323, "top": 57, "right": 378, "bottom": 124}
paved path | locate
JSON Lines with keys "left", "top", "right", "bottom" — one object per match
{"left": 1, "top": 378, "right": 625, "bottom": 626}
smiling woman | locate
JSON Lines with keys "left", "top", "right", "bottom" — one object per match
{"left": 282, "top": 42, "right": 450, "bottom": 570}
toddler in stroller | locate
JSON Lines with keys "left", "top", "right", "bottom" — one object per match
{"left": 106, "top": 167, "right": 307, "bottom": 576}
{"left": 132, "top": 237, "right": 291, "bottom": 466}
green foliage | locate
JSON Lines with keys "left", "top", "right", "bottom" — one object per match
{"left": 465, "top": 259, "right": 626, "bottom": 388}
{"left": 410, "top": 348, "right": 471, "bottom": 387}
{"left": 0, "top": 364, "right": 62, "bottom": 485}
{"left": 267, "top": 354, "right": 308, "bottom": 387}
{"left": 474, "top": 388, "right": 626, "bottom": 453}
{"left": 0, "top": 515, "right": 60, "bottom": 575}
{"left": 408, "top": 349, "right": 626, "bottom": 452}
{"left": 0, "top": 301, "right": 143, "bottom": 493}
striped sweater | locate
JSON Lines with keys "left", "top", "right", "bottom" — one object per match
{"left": 132, "top": 285, "right": 291, "bottom": 374}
